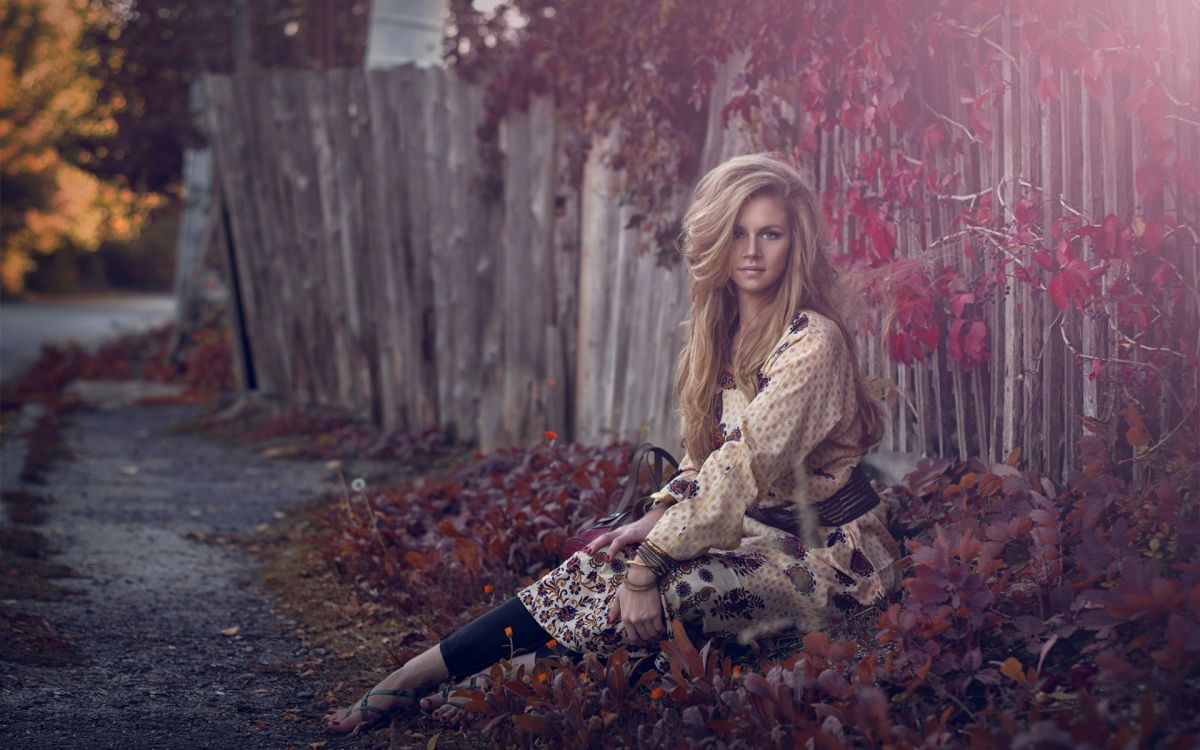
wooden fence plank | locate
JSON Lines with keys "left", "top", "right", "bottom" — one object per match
{"left": 575, "top": 128, "right": 619, "bottom": 446}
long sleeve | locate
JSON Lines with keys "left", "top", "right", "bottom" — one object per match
{"left": 655, "top": 450, "right": 698, "bottom": 502}
{"left": 641, "top": 314, "right": 854, "bottom": 564}
{"left": 643, "top": 450, "right": 699, "bottom": 513}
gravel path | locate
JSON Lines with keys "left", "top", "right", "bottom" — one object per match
{"left": 0, "top": 403, "right": 358, "bottom": 750}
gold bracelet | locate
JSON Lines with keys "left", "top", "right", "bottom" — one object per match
{"left": 622, "top": 577, "right": 658, "bottom": 592}
{"left": 636, "top": 539, "right": 677, "bottom": 578}
{"left": 626, "top": 559, "right": 655, "bottom": 569}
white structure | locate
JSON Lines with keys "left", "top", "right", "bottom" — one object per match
{"left": 365, "top": 0, "right": 446, "bottom": 68}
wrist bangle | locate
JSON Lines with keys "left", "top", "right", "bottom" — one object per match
{"left": 622, "top": 577, "right": 658, "bottom": 592}
{"left": 626, "top": 560, "right": 655, "bottom": 570}
{"left": 636, "top": 539, "right": 677, "bottom": 578}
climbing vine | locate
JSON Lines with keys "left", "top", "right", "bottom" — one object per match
{"left": 446, "top": 0, "right": 1198, "bottom": 477}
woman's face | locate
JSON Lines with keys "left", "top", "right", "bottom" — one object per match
{"left": 727, "top": 193, "right": 791, "bottom": 302}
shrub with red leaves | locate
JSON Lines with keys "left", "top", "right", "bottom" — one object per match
{"left": 1, "top": 311, "right": 236, "bottom": 481}
{"left": 321, "top": 439, "right": 633, "bottom": 636}
{"left": 1, "top": 313, "right": 235, "bottom": 411}
{"left": 317, "top": 427, "right": 1199, "bottom": 747}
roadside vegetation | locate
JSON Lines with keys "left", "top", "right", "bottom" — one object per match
{"left": 5, "top": 306, "right": 1197, "bottom": 746}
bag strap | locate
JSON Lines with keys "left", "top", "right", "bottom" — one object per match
{"left": 613, "top": 442, "right": 679, "bottom": 517}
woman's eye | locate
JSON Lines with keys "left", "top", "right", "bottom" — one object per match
{"left": 732, "top": 229, "right": 745, "bottom": 239}
{"left": 762, "top": 230, "right": 781, "bottom": 240}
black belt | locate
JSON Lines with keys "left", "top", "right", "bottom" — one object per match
{"left": 745, "top": 464, "right": 880, "bottom": 533}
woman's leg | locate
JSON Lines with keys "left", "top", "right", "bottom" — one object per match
{"left": 421, "top": 651, "right": 537, "bottom": 726}
{"left": 325, "top": 597, "right": 554, "bottom": 733}
{"left": 436, "top": 596, "right": 555, "bottom": 680}
{"left": 322, "top": 642, "right": 451, "bottom": 733}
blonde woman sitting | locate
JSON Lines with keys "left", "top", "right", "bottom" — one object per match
{"left": 325, "top": 152, "right": 900, "bottom": 733}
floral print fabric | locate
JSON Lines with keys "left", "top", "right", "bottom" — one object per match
{"left": 515, "top": 309, "right": 901, "bottom": 657}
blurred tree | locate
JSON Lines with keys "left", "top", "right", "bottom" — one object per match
{"left": 67, "top": 1, "right": 234, "bottom": 196}
{"left": 1, "top": 0, "right": 369, "bottom": 294}
{"left": 1, "top": 0, "right": 154, "bottom": 294}
{"left": 67, "top": 0, "right": 370, "bottom": 196}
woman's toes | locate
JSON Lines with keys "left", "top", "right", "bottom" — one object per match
{"left": 323, "top": 712, "right": 348, "bottom": 732}
{"left": 433, "top": 705, "right": 460, "bottom": 725}
{"left": 324, "top": 702, "right": 373, "bottom": 734}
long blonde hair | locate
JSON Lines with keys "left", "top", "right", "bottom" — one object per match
{"left": 675, "top": 153, "right": 885, "bottom": 463}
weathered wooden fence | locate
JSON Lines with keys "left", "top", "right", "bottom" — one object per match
{"left": 201, "top": 61, "right": 755, "bottom": 453}
{"left": 202, "top": 2, "right": 1198, "bottom": 478}
{"left": 203, "top": 68, "right": 550, "bottom": 449}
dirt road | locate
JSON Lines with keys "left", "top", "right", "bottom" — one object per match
{"left": 0, "top": 403, "right": 363, "bottom": 749}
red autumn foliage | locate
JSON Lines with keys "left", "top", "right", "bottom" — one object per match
{"left": 410, "top": 3, "right": 1200, "bottom": 742}
{"left": 448, "top": 0, "right": 1198, "bottom": 476}
{"left": 1, "top": 313, "right": 235, "bottom": 411}
{"left": 299, "top": 415, "right": 1197, "bottom": 747}
{"left": 1, "top": 311, "right": 236, "bottom": 481}
{"left": 313, "top": 439, "right": 632, "bottom": 639}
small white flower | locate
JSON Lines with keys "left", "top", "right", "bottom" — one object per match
{"left": 350, "top": 478, "right": 367, "bottom": 493}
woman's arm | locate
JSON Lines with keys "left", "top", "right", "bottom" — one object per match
{"left": 644, "top": 450, "right": 699, "bottom": 513}
{"left": 581, "top": 450, "right": 698, "bottom": 561}
{"left": 638, "top": 318, "right": 854, "bottom": 571}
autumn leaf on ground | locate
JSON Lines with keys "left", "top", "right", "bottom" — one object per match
{"left": 220, "top": 626, "right": 240, "bottom": 637}
{"left": 999, "top": 657, "right": 1026, "bottom": 684}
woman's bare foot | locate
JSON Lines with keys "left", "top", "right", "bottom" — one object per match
{"left": 419, "top": 652, "right": 536, "bottom": 727}
{"left": 323, "top": 669, "right": 426, "bottom": 734}
{"left": 323, "top": 645, "right": 450, "bottom": 734}
{"left": 419, "top": 671, "right": 494, "bottom": 727}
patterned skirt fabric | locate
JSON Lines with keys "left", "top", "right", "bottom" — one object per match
{"left": 515, "top": 502, "right": 901, "bottom": 660}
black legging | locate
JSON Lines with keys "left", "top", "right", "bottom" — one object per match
{"left": 438, "top": 597, "right": 576, "bottom": 681}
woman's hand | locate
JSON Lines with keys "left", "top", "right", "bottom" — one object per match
{"left": 584, "top": 506, "right": 670, "bottom": 645}
{"left": 583, "top": 505, "right": 667, "bottom": 562}
{"left": 608, "top": 576, "right": 666, "bottom": 645}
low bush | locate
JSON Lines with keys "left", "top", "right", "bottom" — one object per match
{"left": 314, "top": 433, "right": 1198, "bottom": 747}
{"left": 0, "top": 309, "right": 234, "bottom": 410}
{"left": 318, "top": 437, "right": 632, "bottom": 642}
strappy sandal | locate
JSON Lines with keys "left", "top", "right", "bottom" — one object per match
{"left": 327, "top": 686, "right": 429, "bottom": 735}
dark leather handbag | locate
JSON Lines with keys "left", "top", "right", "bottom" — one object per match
{"left": 560, "top": 442, "right": 679, "bottom": 559}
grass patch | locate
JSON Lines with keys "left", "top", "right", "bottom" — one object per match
{"left": 3, "top": 489, "right": 53, "bottom": 525}
{"left": 252, "top": 480, "right": 487, "bottom": 748}
{"left": 19, "top": 408, "right": 74, "bottom": 484}
{"left": 0, "top": 526, "right": 53, "bottom": 559}
{"left": 177, "top": 397, "right": 460, "bottom": 468}
{"left": 0, "top": 610, "right": 79, "bottom": 667}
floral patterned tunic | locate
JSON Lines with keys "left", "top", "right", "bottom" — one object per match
{"left": 516, "top": 309, "right": 901, "bottom": 658}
